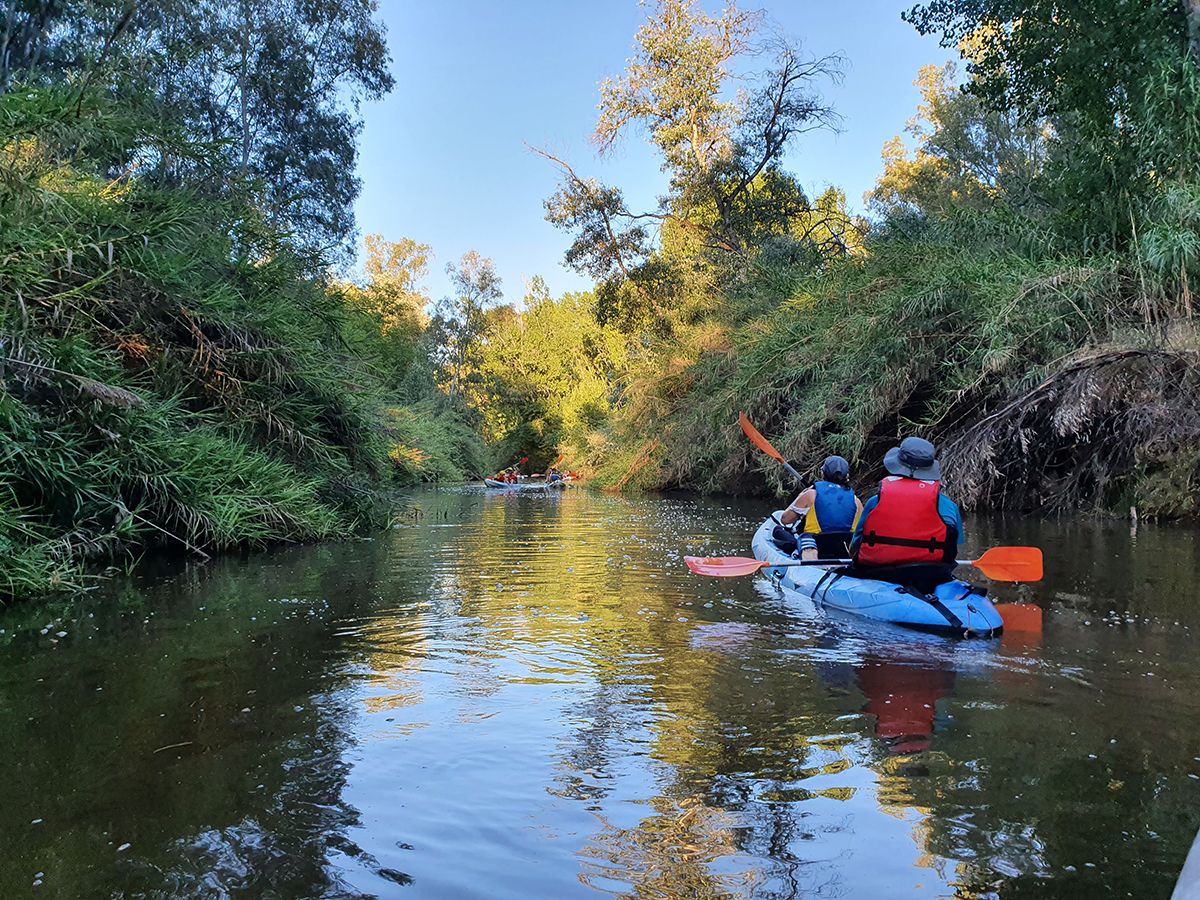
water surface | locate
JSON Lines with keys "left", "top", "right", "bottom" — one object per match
{"left": 2, "top": 488, "right": 1199, "bottom": 897}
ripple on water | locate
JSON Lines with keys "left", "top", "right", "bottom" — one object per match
{"left": 4, "top": 487, "right": 1200, "bottom": 898}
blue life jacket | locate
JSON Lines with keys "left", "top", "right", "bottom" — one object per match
{"left": 812, "top": 481, "right": 857, "bottom": 533}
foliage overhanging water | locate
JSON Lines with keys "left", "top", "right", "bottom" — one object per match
{"left": 2, "top": 487, "right": 1199, "bottom": 898}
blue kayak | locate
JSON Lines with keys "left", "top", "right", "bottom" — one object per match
{"left": 751, "top": 514, "right": 1004, "bottom": 638}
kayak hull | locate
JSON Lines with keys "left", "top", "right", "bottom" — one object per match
{"left": 483, "top": 478, "right": 551, "bottom": 492}
{"left": 751, "top": 515, "right": 1003, "bottom": 638}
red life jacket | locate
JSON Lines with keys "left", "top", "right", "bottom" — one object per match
{"left": 856, "top": 477, "right": 956, "bottom": 566}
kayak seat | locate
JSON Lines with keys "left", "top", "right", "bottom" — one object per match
{"left": 772, "top": 526, "right": 853, "bottom": 559}
{"left": 838, "top": 562, "right": 957, "bottom": 595}
{"left": 771, "top": 525, "right": 799, "bottom": 555}
{"left": 814, "top": 531, "right": 853, "bottom": 559}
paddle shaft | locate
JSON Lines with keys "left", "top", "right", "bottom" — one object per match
{"left": 765, "top": 558, "right": 976, "bottom": 568}
{"left": 779, "top": 461, "right": 804, "bottom": 484}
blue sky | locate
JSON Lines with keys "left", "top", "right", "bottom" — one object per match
{"left": 353, "top": 1, "right": 953, "bottom": 303}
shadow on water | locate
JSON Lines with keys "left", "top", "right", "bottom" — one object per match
{"left": 1, "top": 486, "right": 1199, "bottom": 897}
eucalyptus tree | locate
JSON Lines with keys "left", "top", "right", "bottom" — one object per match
{"left": 431, "top": 252, "right": 503, "bottom": 403}
{"left": 904, "top": 0, "right": 1200, "bottom": 240}
{"left": 867, "top": 63, "right": 1049, "bottom": 221}
{"left": 538, "top": 0, "right": 843, "bottom": 330}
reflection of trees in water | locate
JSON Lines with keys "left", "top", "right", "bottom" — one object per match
{"left": 898, "top": 643, "right": 1200, "bottom": 898}
{"left": 145, "top": 692, "right": 373, "bottom": 898}
{"left": 578, "top": 796, "right": 743, "bottom": 897}
{"left": 843, "top": 619, "right": 1200, "bottom": 898}
{"left": 0, "top": 536, "right": 424, "bottom": 898}
{"left": 389, "top": 493, "right": 1200, "bottom": 897}
{"left": 542, "top": 599, "right": 869, "bottom": 895}
{"left": 563, "top": 632, "right": 1038, "bottom": 897}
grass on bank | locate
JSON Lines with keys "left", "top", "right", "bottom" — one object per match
{"left": 0, "top": 88, "right": 473, "bottom": 600}
{"left": 586, "top": 207, "right": 1200, "bottom": 515}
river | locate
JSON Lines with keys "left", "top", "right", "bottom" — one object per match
{"left": 2, "top": 486, "right": 1199, "bottom": 898}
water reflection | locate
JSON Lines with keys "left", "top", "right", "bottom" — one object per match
{"left": 1, "top": 487, "right": 1199, "bottom": 898}
{"left": 856, "top": 654, "right": 955, "bottom": 755}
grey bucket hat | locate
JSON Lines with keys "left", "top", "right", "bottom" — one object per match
{"left": 883, "top": 436, "right": 941, "bottom": 480}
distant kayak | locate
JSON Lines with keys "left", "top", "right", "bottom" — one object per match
{"left": 751, "top": 514, "right": 1004, "bottom": 638}
{"left": 483, "top": 478, "right": 552, "bottom": 492}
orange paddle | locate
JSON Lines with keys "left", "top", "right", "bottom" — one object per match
{"left": 685, "top": 546, "right": 1043, "bottom": 582}
{"left": 733, "top": 414, "right": 1045, "bottom": 633}
{"left": 739, "top": 413, "right": 805, "bottom": 484}
{"left": 995, "top": 603, "right": 1043, "bottom": 633}
{"left": 685, "top": 550, "right": 1044, "bottom": 632}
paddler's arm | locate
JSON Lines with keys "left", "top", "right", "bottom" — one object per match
{"left": 779, "top": 487, "right": 815, "bottom": 526}
{"left": 849, "top": 494, "right": 878, "bottom": 556}
{"left": 938, "top": 494, "right": 964, "bottom": 545}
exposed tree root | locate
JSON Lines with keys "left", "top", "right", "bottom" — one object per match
{"left": 942, "top": 346, "right": 1200, "bottom": 512}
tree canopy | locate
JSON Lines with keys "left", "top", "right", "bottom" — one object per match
{"left": 1, "top": 0, "right": 394, "bottom": 259}
{"left": 539, "top": 0, "right": 845, "bottom": 334}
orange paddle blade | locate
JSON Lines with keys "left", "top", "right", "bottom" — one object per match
{"left": 973, "top": 547, "right": 1043, "bottom": 582}
{"left": 684, "top": 555, "right": 769, "bottom": 577}
{"left": 995, "top": 603, "right": 1044, "bottom": 633}
{"left": 739, "top": 413, "right": 785, "bottom": 464}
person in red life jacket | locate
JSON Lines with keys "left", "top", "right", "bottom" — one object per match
{"left": 850, "top": 437, "right": 963, "bottom": 591}
{"left": 777, "top": 456, "right": 862, "bottom": 560}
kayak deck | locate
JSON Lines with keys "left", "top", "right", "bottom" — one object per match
{"left": 751, "top": 515, "right": 1003, "bottom": 638}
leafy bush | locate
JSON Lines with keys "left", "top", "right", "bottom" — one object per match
{"left": 384, "top": 403, "right": 489, "bottom": 484}
{"left": 0, "top": 89, "right": 393, "bottom": 597}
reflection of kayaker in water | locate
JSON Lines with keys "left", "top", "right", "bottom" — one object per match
{"left": 848, "top": 437, "right": 965, "bottom": 594}
{"left": 856, "top": 653, "right": 955, "bottom": 754}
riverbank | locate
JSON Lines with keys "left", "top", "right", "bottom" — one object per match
{"left": 0, "top": 90, "right": 480, "bottom": 601}
{"left": 569, "top": 224, "right": 1200, "bottom": 519}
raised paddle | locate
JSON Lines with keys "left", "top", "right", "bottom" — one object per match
{"left": 685, "top": 546, "right": 1043, "bottom": 582}
{"left": 739, "top": 413, "right": 804, "bottom": 484}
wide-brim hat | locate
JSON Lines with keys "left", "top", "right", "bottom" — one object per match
{"left": 883, "top": 437, "right": 941, "bottom": 480}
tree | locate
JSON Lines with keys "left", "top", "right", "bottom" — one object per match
{"left": 474, "top": 281, "right": 627, "bottom": 467}
{"left": 0, "top": 1, "right": 136, "bottom": 91}
{"left": 0, "top": 0, "right": 394, "bottom": 259}
{"left": 339, "top": 234, "right": 431, "bottom": 390}
{"left": 903, "top": 0, "right": 1200, "bottom": 238}
{"left": 432, "top": 251, "right": 503, "bottom": 401}
{"left": 538, "top": 0, "right": 843, "bottom": 331}
{"left": 361, "top": 233, "right": 432, "bottom": 339}
{"left": 593, "top": 0, "right": 759, "bottom": 176}
{"left": 903, "top": 0, "right": 1191, "bottom": 125}
{"left": 867, "top": 63, "right": 1048, "bottom": 220}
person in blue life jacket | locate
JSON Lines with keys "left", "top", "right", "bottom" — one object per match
{"left": 849, "top": 436, "right": 964, "bottom": 591}
{"left": 778, "top": 455, "right": 863, "bottom": 560}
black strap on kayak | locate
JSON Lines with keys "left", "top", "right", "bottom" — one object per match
{"left": 812, "top": 569, "right": 842, "bottom": 602}
{"left": 899, "top": 585, "right": 962, "bottom": 630}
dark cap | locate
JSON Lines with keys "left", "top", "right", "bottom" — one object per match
{"left": 820, "top": 455, "right": 850, "bottom": 482}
